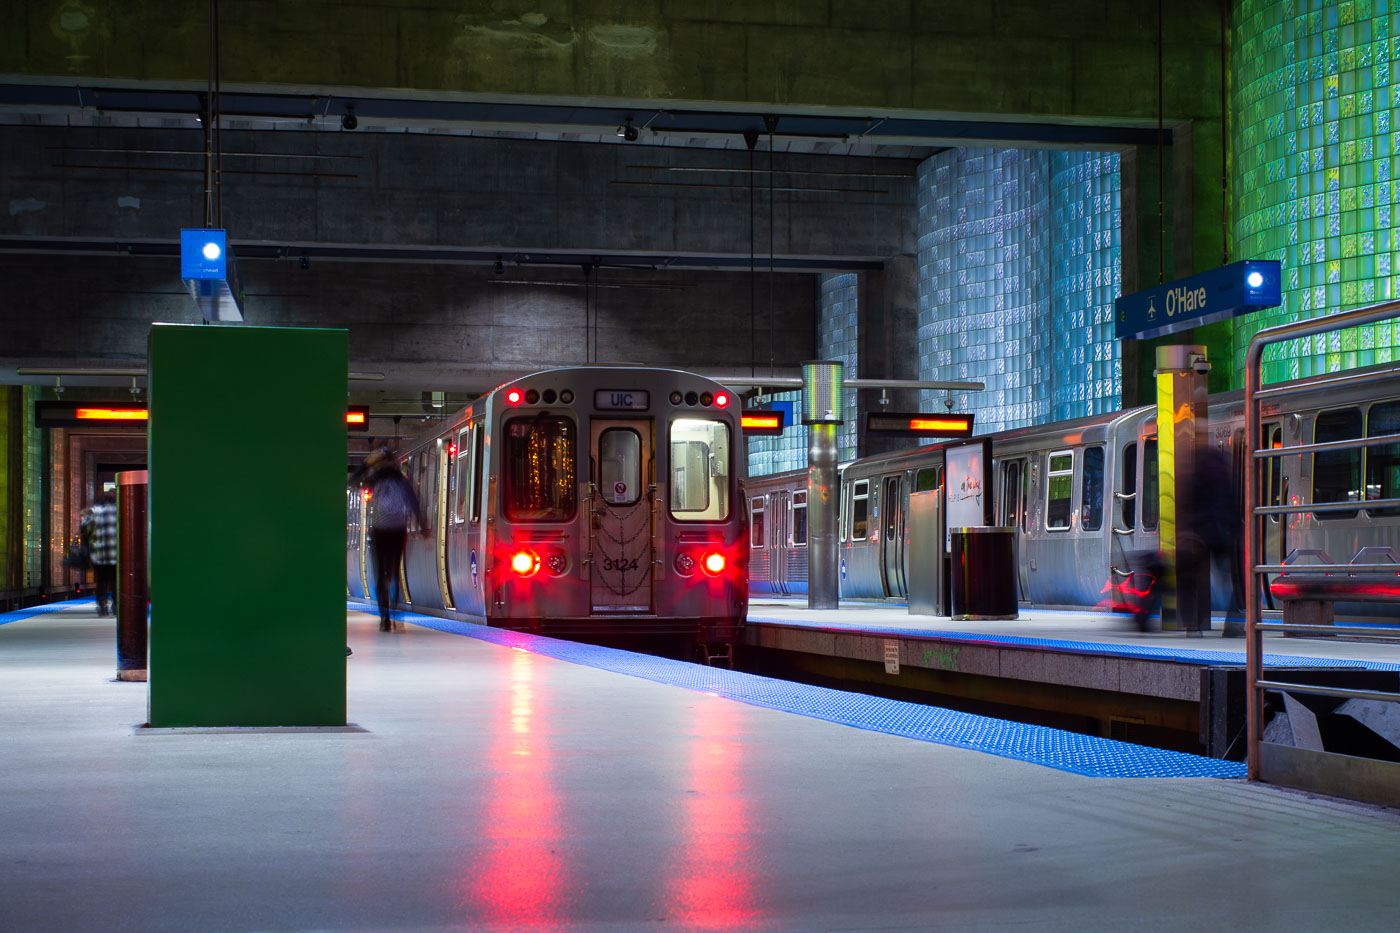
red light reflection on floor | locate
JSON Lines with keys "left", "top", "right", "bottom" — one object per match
{"left": 664, "top": 693, "right": 760, "bottom": 929}
{"left": 463, "top": 649, "right": 571, "bottom": 925}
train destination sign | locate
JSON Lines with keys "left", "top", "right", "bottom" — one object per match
{"left": 595, "top": 389, "right": 649, "bottom": 411}
{"left": 1114, "top": 259, "right": 1281, "bottom": 340}
{"left": 741, "top": 409, "right": 786, "bottom": 436}
{"left": 865, "top": 412, "right": 975, "bottom": 438}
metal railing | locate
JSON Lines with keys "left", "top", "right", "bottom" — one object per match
{"left": 1245, "top": 299, "right": 1400, "bottom": 781}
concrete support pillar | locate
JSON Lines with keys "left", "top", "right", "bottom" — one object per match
{"left": 807, "top": 423, "right": 839, "bottom": 611}
{"left": 1156, "top": 344, "right": 1210, "bottom": 633}
{"left": 857, "top": 256, "right": 920, "bottom": 457}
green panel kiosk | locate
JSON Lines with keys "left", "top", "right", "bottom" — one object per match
{"left": 148, "top": 324, "right": 347, "bottom": 727}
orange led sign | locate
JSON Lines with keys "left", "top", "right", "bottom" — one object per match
{"left": 346, "top": 405, "right": 370, "bottom": 431}
{"left": 35, "top": 402, "right": 149, "bottom": 427}
{"left": 741, "top": 410, "right": 786, "bottom": 436}
{"left": 76, "top": 408, "right": 148, "bottom": 421}
{"left": 865, "top": 412, "right": 974, "bottom": 438}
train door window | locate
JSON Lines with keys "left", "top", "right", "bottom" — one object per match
{"left": 1120, "top": 443, "right": 1137, "bottom": 528}
{"left": 469, "top": 423, "right": 485, "bottom": 523}
{"left": 1365, "top": 401, "right": 1400, "bottom": 517}
{"left": 1080, "top": 446, "right": 1105, "bottom": 532}
{"left": 1263, "top": 422, "right": 1283, "bottom": 522}
{"left": 999, "top": 461, "right": 1023, "bottom": 529}
{"left": 915, "top": 467, "right": 940, "bottom": 492}
{"left": 598, "top": 428, "right": 642, "bottom": 506}
{"left": 792, "top": 490, "right": 808, "bottom": 546}
{"left": 1142, "top": 439, "right": 1159, "bottom": 531}
{"left": 502, "top": 416, "right": 577, "bottom": 522}
{"left": 851, "top": 480, "right": 870, "bottom": 540}
{"left": 750, "top": 497, "right": 765, "bottom": 547}
{"left": 669, "top": 419, "right": 731, "bottom": 520}
{"left": 1313, "top": 408, "right": 1362, "bottom": 520}
{"left": 1045, "top": 452, "right": 1074, "bottom": 531}
{"left": 453, "top": 428, "right": 469, "bottom": 522}
{"left": 839, "top": 482, "right": 848, "bottom": 542}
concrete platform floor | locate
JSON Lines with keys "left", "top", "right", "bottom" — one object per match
{"left": 3, "top": 602, "right": 1400, "bottom": 932}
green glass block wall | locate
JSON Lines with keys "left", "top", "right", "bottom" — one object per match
{"left": 1235, "top": 0, "right": 1400, "bottom": 383}
{"left": 21, "top": 386, "right": 42, "bottom": 588}
{"left": 1050, "top": 152, "right": 1123, "bottom": 420}
{"left": 818, "top": 273, "right": 859, "bottom": 463}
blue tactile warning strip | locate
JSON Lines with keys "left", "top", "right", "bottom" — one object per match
{"left": 349, "top": 602, "right": 1246, "bottom": 780}
{"left": 747, "top": 613, "right": 1400, "bottom": 673}
{"left": 0, "top": 597, "right": 95, "bottom": 626}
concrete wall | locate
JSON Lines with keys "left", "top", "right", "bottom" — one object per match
{"left": 0, "top": 252, "right": 816, "bottom": 393}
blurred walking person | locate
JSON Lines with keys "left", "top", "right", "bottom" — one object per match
{"left": 82, "top": 491, "right": 119, "bottom": 616}
{"left": 357, "top": 448, "right": 427, "bottom": 632}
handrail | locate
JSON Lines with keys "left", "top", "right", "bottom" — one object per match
{"left": 1245, "top": 296, "right": 1400, "bottom": 782}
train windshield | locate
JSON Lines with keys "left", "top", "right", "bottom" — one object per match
{"left": 502, "top": 415, "right": 577, "bottom": 521}
{"left": 669, "top": 418, "right": 731, "bottom": 520}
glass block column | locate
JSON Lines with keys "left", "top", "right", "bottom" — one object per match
{"left": 1234, "top": 0, "right": 1400, "bottom": 384}
{"left": 818, "top": 273, "right": 859, "bottom": 463}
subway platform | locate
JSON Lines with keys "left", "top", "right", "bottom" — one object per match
{"left": 3, "top": 599, "right": 1400, "bottom": 932}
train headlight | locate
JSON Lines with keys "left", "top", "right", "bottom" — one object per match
{"left": 714, "top": 392, "right": 729, "bottom": 408}
{"left": 701, "top": 550, "right": 726, "bottom": 576}
{"left": 544, "top": 549, "right": 568, "bottom": 575}
{"left": 510, "top": 549, "right": 541, "bottom": 577}
{"left": 674, "top": 552, "right": 697, "bottom": 575}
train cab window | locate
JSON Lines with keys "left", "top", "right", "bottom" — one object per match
{"left": 502, "top": 416, "right": 577, "bottom": 522}
{"left": 598, "top": 428, "right": 642, "bottom": 506}
{"left": 669, "top": 419, "right": 731, "bottom": 520}
{"left": 1365, "top": 401, "right": 1400, "bottom": 517}
{"left": 1080, "top": 446, "right": 1105, "bottom": 532}
{"left": 1045, "top": 452, "right": 1074, "bottom": 531}
{"left": 1142, "top": 439, "right": 1159, "bottom": 531}
{"left": 453, "top": 428, "right": 470, "bottom": 522}
{"left": 915, "top": 467, "right": 940, "bottom": 492}
{"left": 1313, "top": 408, "right": 1362, "bottom": 520}
{"left": 851, "top": 480, "right": 870, "bottom": 540}
{"left": 1120, "top": 443, "right": 1137, "bottom": 528}
{"left": 469, "top": 423, "right": 485, "bottom": 524}
{"left": 792, "top": 490, "right": 808, "bottom": 547}
{"left": 750, "top": 497, "right": 765, "bottom": 547}
{"left": 1264, "top": 422, "right": 1283, "bottom": 522}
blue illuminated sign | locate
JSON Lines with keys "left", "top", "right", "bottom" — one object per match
{"left": 180, "top": 229, "right": 227, "bottom": 280}
{"left": 1114, "top": 259, "right": 1282, "bottom": 340}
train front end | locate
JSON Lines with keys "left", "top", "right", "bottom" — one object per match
{"left": 484, "top": 367, "right": 747, "bottom": 646}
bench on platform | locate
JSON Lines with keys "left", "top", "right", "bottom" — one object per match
{"left": 1268, "top": 547, "right": 1400, "bottom": 627}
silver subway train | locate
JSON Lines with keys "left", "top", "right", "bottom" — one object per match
{"left": 348, "top": 367, "right": 748, "bottom": 648}
{"left": 747, "top": 365, "right": 1400, "bottom": 618}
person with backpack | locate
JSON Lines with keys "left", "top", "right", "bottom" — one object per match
{"left": 357, "top": 447, "right": 428, "bottom": 632}
{"left": 81, "top": 492, "right": 119, "bottom": 616}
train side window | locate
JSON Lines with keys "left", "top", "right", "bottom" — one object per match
{"left": 750, "top": 497, "right": 765, "bottom": 547}
{"left": 1263, "top": 422, "right": 1282, "bottom": 523}
{"left": 839, "top": 482, "right": 848, "bottom": 542}
{"left": 1365, "top": 401, "right": 1400, "bottom": 517}
{"left": 669, "top": 419, "right": 731, "bottom": 520}
{"left": 599, "top": 428, "right": 642, "bottom": 506}
{"left": 502, "top": 415, "right": 577, "bottom": 522}
{"left": 1080, "top": 446, "right": 1105, "bottom": 532}
{"left": 792, "top": 490, "right": 808, "bottom": 546}
{"left": 851, "top": 480, "right": 870, "bottom": 541}
{"left": 454, "top": 428, "right": 470, "bottom": 522}
{"left": 469, "top": 424, "right": 485, "bottom": 524}
{"left": 999, "top": 460, "right": 1023, "bottom": 530}
{"left": 1045, "top": 451, "right": 1074, "bottom": 531}
{"left": 915, "top": 468, "right": 939, "bottom": 492}
{"left": 1313, "top": 408, "right": 1362, "bottom": 520}
{"left": 1120, "top": 443, "right": 1137, "bottom": 528}
{"left": 1142, "top": 439, "right": 1159, "bottom": 531}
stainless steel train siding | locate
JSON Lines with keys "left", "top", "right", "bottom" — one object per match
{"left": 349, "top": 367, "right": 748, "bottom": 646}
{"left": 746, "top": 364, "right": 1400, "bottom": 619}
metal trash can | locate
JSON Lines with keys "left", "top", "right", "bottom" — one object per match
{"left": 949, "top": 526, "right": 1018, "bottom": 620}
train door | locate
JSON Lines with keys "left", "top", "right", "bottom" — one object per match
{"left": 770, "top": 489, "right": 791, "bottom": 594}
{"left": 749, "top": 494, "right": 769, "bottom": 593}
{"left": 1260, "top": 420, "right": 1284, "bottom": 608}
{"left": 398, "top": 455, "right": 415, "bottom": 605}
{"left": 436, "top": 440, "right": 454, "bottom": 610}
{"left": 589, "top": 419, "right": 654, "bottom": 613}
{"left": 881, "top": 475, "right": 906, "bottom": 597}
{"left": 997, "top": 458, "right": 1028, "bottom": 599}
{"left": 1109, "top": 440, "right": 1138, "bottom": 596}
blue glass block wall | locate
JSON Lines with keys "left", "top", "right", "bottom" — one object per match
{"left": 1050, "top": 152, "right": 1123, "bottom": 420}
{"left": 917, "top": 148, "right": 1052, "bottom": 432}
{"left": 818, "top": 273, "right": 859, "bottom": 463}
{"left": 744, "top": 390, "right": 806, "bottom": 477}
{"left": 1234, "top": 0, "right": 1400, "bottom": 384}
{"left": 22, "top": 386, "right": 42, "bottom": 588}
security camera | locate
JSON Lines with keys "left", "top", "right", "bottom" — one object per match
{"left": 341, "top": 108, "right": 358, "bottom": 130}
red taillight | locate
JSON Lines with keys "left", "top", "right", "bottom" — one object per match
{"left": 702, "top": 551, "right": 726, "bottom": 576}
{"left": 714, "top": 392, "right": 729, "bottom": 408}
{"left": 505, "top": 388, "right": 524, "bottom": 405}
{"left": 362, "top": 489, "right": 371, "bottom": 500}
{"left": 510, "top": 549, "right": 540, "bottom": 577}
